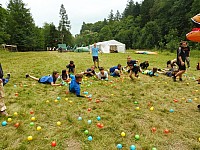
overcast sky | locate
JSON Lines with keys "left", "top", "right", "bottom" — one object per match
{"left": 1, "top": 0, "right": 141, "bottom": 36}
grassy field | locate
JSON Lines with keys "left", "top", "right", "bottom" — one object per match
{"left": 0, "top": 49, "right": 200, "bottom": 150}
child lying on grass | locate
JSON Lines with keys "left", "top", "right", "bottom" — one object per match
{"left": 26, "top": 71, "right": 62, "bottom": 86}
{"left": 69, "top": 74, "right": 85, "bottom": 97}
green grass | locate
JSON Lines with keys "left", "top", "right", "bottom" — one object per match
{"left": 0, "top": 49, "right": 200, "bottom": 150}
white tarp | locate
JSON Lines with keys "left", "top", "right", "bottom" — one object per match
{"left": 90, "top": 40, "right": 126, "bottom": 53}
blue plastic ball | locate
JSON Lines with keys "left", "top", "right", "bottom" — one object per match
{"left": 96, "top": 116, "right": 101, "bottom": 121}
{"left": 169, "top": 109, "right": 174, "bottom": 113}
{"left": 88, "top": 136, "right": 93, "bottom": 141}
{"left": 1, "top": 121, "right": 7, "bottom": 126}
{"left": 78, "top": 116, "right": 82, "bottom": 121}
{"left": 117, "top": 144, "right": 122, "bottom": 149}
{"left": 87, "top": 120, "right": 92, "bottom": 124}
{"left": 130, "top": 145, "right": 136, "bottom": 150}
{"left": 57, "top": 97, "right": 61, "bottom": 100}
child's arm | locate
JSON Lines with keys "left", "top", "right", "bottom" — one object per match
{"left": 50, "top": 82, "right": 62, "bottom": 86}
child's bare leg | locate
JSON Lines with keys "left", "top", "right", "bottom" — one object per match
{"left": 29, "top": 75, "right": 39, "bottom": 81}
{"left": 129, "top": 71, "right": 134, "bottom": 80}
{"left": 175, "top": 70, "right": 185, "bottom": 78}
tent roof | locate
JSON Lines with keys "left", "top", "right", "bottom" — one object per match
{"left": 96, "top": 40, "right": 125, "bottom": 45}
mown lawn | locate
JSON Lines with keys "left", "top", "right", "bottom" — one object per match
{"left": 0, "top": 49, "right": 200, "bottom": 150}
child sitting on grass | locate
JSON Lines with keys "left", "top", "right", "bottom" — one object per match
{"left": 26, "top": 71, "right": 62, "bottom": 86}
{"left": 96, "top": 67, "right": 109, "bottom": 80}
{"left": 69, "top": 74, "right": 85, "bottom": 97}
{"left": 83, "top": 66, "right": 96, "bottom": 77}
{"left": 140, "top": 61, "right": 149, "bottom": 69}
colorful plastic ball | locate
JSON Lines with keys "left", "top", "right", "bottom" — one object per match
{"left": 97, "top": 123, "right": 101, "bottom": 128}
{"left": 65, "top": 98, "right": 68, "bottom": 101}
{"left": 30, "top": 111, "right": 34, "bottom": 114}
{"left": 78, "top": 116, "right": 82, "bottom": 121}
{"left": 150, "top": 107, "right": 154, "bottom": 111}
{"left": 54, "top": 99, "right": 58, "bottom": 103}
{"left": 187, "top": 99, "right": 192, "bottom": 103}
{"left": 88, "top": 136, "right": 93, "bottom": 141}
{"left": 83, "top": 91, "right": 88, "bottom": 95}
{"left": 198, "top": 137, "right": 200, "bottom": 142}
{"left": 14, "top": 84, "right": 17, "bottom": 88}
{"left": 121, "top": 132, "right": 126, "bottom": 137}
{"left": 96, "top": 116, "right": 101, "bottom": 121}
{"left": 87, "top": 120, "right": 92, "bottom": 124}
{"left": 14, "top": 112, "right": 18, "bottom": 116}
{"left": 99, "top": 123, "right": 104, "bottom": 128}
{"left": 96, "top": 99, "right": 100, "bottom": 103}
{"left": 57, "top": 97, "right": 61, "bottom": 100}
{"left": 164, "top": 129, "right": 169, "bottom": 134}
{"left": 27, "top": 136, "right": 33, "bottom": 141}
{"left": 169, "top": 109, "right": 174, "bottom": 113}
{"left": 135, "top": 134, "right": 140, "bottom": 140}
{"left": 7, "top": 118, "right": 12, "bottom": 122}
{"left": 134, "top": 101, "right": 138, "bottom": 104}
{"left": 152, "top": 147, "right": 157, "bottom": 150}
{"left": 30, "top": 122, "right": 34, "bottom": 126}
{"left": 37, "top": 126, "right": 42, "bottom": 131}
{"left": 14, "top": 122, "right": 20, "bottom": 128}
{"left": 130, "top": 145, "right": 136, "bottom": 150}
{"left": 1, "top": 121, "right": 7, "bottom": 126}
{"left": 152, "top": 127, "right": 156, "bottom": 132}
{"left": 15, "top": 93, "right": 19, "bottom": 96}
{"left": 51, "top": 141, "right": 56, "bottom": 147}
{"left": 173, "top": 99, "right": 178, "bottom": 102}
{"left": 84, "top": 130, "right": 89, "bottom": 135}
{"left": 57, "top": 121, "right": 61, "bottom": 126}
{"left": 117, "top": 144, "right": 122, "bottom": 149}
{"left": 87, "top": 108, "right": 92, "bottom": 112}
{"left": 46, "top": 100, "right": 49, "bottom": 103}
{"left": 31, "top": 117, "right": 36, "bottom": 121}
{"left": 135, "top": 107, "right": 140, "bottom": 110}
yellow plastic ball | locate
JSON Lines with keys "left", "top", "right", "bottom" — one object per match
{"left": 135, "top": 107, "right": 140, "bottom": 110}
{"left": 121, "top": 132, "right": 126, "bottom": 137}
{"left": 54, "top": 100, "right": 58, "bottom": 103}
{"left": 65, "top": 98, "right": 68, "bottom": 101}
{"left": 7, "top": 118, "right": 12, "bottom": 122}
{"left": 14, "top": 112, "right": 18, "bottom": 116}
{"left": 150, "top": 107, "right": 154, "bottom": 111}
{"left": 37, "top": 126, "right": 41, "bottom": 131}
{"left": 31, "top": 117, "right": 36, "bottom": 121}
{"left": 27, "top": 136, "right": 33, "bottom": 141}
{"left": 57, "top": 121, "right": 61, "bottom": 126}
{"left": 46, "top": 100, "right": 49, "bottom": 103}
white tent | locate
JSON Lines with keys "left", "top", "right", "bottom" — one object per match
{"left": 90, "top": 40, "right": 126, "bottom": 53}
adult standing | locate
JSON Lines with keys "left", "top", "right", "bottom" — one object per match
{"left": 173, "top": 41, "right": 187, "bottom": 82}
{"left": 91, "top": 43, "right": 100, "bottom": 68}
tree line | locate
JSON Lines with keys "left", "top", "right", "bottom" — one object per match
{"left": 0, "top": 0, "right": 73, "bottom": 51}
{"left": 77, "top": 0, "right": 200, "bottom": 51}
{"left": 0, "top": 0, "right": 200, "bottom": 51}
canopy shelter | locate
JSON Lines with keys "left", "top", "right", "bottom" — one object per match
{"left": 90, "top": 40, "right": 126, "bottom": 53}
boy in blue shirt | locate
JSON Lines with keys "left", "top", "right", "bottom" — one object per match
{"left": 69, "top": 74, "right": 85, "bottom": 97}
{"left": 109, "top": 64, "right": 122, "bottom": 77}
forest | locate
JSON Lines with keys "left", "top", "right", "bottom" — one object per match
{"left": 0, "top": 0, "right": 200, "bottom": 51}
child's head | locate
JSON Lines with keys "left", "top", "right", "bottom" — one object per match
{"left": 180, "top": 41, "right": 188, "bottom": 48}
{"left": 127, "top": 56, "right": 131, "bottom": 62}
{"left": 69, "top": 61, "right": 74, "bottom": 66}
{"left": 91, "top": 65, "right": 95, "bottom": 70}
{"left": 75, "top": 74, "right": 83, "bottom": 82}
{"left": 99, "top": 67, "right": 104, "bottom": 74}
{"left": 52, "top": 71, "right": 59, "bottom": 79}
{"left": 167, "top": 60, "right": 171, "bottom": 68}
{"left": 117, "top": 64, "right": 122, "bottom": 69}
{"left": 152, "top": 68, "right": 157, "bottom": 73}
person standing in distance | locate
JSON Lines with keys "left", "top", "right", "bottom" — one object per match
{"left": 91, "top": 43, "right": 101, "bottom": 68}
{"left": 172, "top": 41, "right": 187, "bottom": 82}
